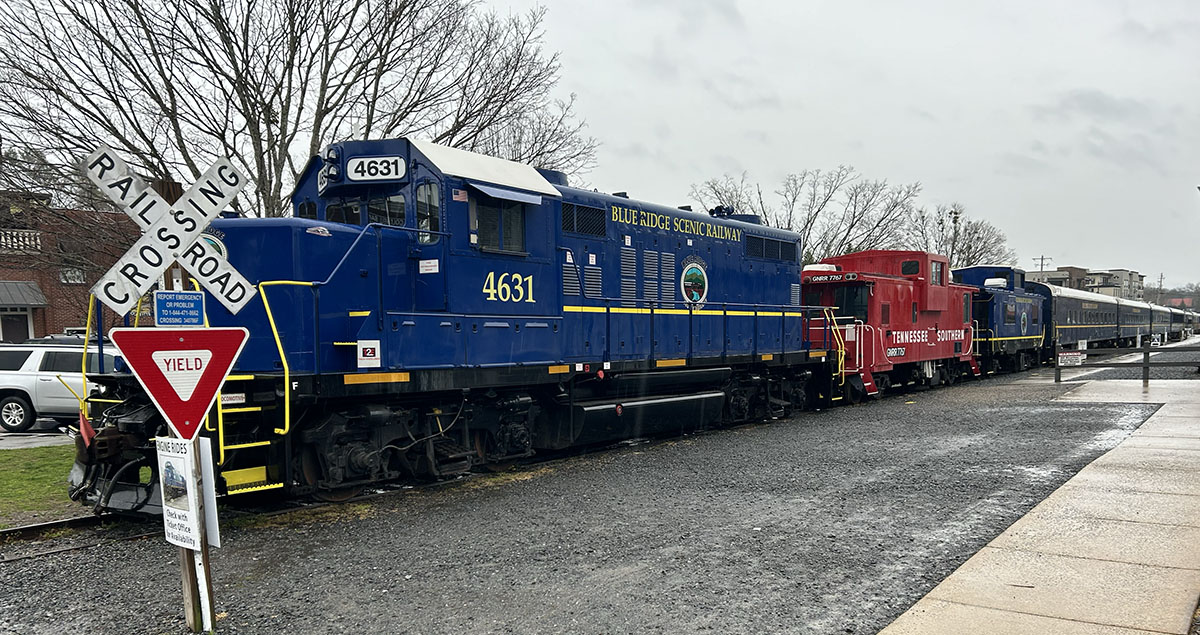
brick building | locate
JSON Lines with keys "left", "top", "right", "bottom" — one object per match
{"left": 0, "top": 190, "right": 136, "bottom": 341}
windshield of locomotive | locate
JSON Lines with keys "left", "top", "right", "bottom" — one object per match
{"left": 833, "top": 285, "right": 869, "bottom": 322}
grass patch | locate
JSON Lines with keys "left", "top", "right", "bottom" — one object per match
{"left": 0, "top": 444, "right": 80, "bottom": 526}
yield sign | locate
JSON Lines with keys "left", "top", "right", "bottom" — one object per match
{"left": 111, "top": 327, "right": 249, "bottom": 441}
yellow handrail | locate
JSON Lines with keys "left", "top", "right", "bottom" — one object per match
{"left": 80, "top": 294, "right": 96, "bottom": 418}
{"left": 823, "top": 308, "right": 847, "bottom": 387}
{"left": 258, "top": 280, "right": 316, "bottom": 435}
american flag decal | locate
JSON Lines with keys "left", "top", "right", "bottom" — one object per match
{"left": 452, "top": 189, "right": 468, "bottom": 202}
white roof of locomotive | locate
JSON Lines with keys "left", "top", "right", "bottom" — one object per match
{"left": 409, "top": 138, "right": 561, "bottom": 197}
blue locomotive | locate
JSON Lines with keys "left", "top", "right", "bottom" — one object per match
{"left": 953, "top": 266, "right": 1045, "bottom": 372}
{"left": 72, "top": 138, "right": 838, "bottom": 512}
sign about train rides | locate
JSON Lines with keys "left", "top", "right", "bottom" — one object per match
{"left": 1058, "top": 351, "right": 1084, "bottom": 367}
{"left": 156, "top": 437, "right": 200, "bottom": 548}
{"left": 110, "top": 327, "right": 249, "bottom": 441}
{"left": 154, "top": 436, "right": 221, "bottom": 550}
{"left": 154, "top": 290, "right": 206, "bottom": 327}
{"left": 83, "top": 145, "right": 257, "bottom": 316}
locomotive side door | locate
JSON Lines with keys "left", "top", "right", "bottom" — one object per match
{"left": 411, "top": 179, "right": 447, "bottom": 312}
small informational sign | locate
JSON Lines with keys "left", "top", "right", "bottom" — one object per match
{"left": 418, "top": 259, "right": 439, "bottom": 274}
{"left": 1058, "top": 351, "right": 1084, "bottom": 367}
{"left": 156, "top": 437, "right": 202, "bottom": 550}
{"left": 154, "top": 290, "right": 205, "bottom": 327}
{"left": 357, "top": 339, "right": 381, "bottom": 368}
{"left": 1078, "top": 339, "right": 1088, "bottom": 350}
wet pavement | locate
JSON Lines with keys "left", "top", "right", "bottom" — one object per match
{"left": 0, "top": 375, "right": 1158, "bottom": 634}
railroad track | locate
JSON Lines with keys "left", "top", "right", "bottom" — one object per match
{"left": 0, "top": 515, "right": 157, "bottom": 563}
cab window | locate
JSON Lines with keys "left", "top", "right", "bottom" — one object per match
{"left": 834, "top": 285, "right": 868, "bottom": 322}
{"left": 416, "top": 183, "right": 440, "bottom": 243}
{"left": 324, "top": 199, "right": 360, "bottom": 225}
{"left": 367, "top": 196, "right": 405, "bottom": 227}
{"left": 296, "top": 200, "right": 317, "bottom": 220}
{"left": 472, "top": 197, "right": 526, "bottom": 253}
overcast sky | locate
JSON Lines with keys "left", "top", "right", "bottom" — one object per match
{"left": 490, "top": 0, "right": 1200, "bottom": 288}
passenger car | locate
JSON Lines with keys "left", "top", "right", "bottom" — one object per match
{"left": 0, "top": 343, "right": 121, "bottom": 432}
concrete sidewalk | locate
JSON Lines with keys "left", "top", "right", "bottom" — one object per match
{"left": 881, "top": 380, "right": 1200, "bottom": 635}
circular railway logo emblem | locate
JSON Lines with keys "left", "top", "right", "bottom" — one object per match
{"left": 200, "top": 232, "right": 227, "bottom": 258}
{"left": 680, "top": 257, "right": 709, "bottom": 306}
{"left": 1020, "top": 309, "right": 1029, "bottom": 335}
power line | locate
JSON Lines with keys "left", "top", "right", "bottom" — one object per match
{"left": 1032, "top": 255, "right": 1053, "bottom": 272}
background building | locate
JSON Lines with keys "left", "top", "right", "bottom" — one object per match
{"left": 1027, "top": 265, "right": 1145, "bottom": 300}
{"left": 0, "top": 190, "right": 134, "bottom": 341}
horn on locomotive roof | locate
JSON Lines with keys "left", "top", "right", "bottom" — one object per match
{"left": 613, "top": 191, "right": 629, "bottom": 198}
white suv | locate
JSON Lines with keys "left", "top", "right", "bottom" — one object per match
{"left": 0, "top": 343, "right": 123, "bottom": 432}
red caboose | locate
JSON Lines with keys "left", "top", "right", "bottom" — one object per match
{"left": 803, "top": 250, "right": 980, "bottom": 400}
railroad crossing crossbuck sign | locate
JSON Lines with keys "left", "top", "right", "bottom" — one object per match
{"left": 85, "top": 145, "right": 257, "bottom": 316}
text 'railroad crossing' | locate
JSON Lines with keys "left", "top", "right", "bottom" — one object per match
{"left": 84, "top": 145, "right": 257, "bottom": 315}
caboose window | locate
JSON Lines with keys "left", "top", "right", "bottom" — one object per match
{"left": 901, "top": 260, "right": 920, "bottom": 276}
{"left": 962, "top": 294, "right": 969, "bottom": 323}
{"left": 474, "top": 198, "right": 526, "bottom": 253}
{"left": 367, "top": 196, "right": 405, "bottom": 226}
{"left": 834, "top": 285, "right": 868, "bottom": 322}
{"left": 416, "top": 183, "right": 440, "bottom": 243}
{"left": 1004, "top": 303, "right": 1016, "bottom": 325}
{"left": 931, "top": 261, "right": 944, "bottom": 285}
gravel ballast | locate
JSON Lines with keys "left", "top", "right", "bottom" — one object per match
{"left": 0, "top": 377, "right": 1157, "bottom": 634}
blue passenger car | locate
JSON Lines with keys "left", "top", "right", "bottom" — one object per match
{"left": 953, "top": 266, "right": 1044, "bottom": 371}
{"left": 1025, "top": 282, "right": 1121, "bottom": 350}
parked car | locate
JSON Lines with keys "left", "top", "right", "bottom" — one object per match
{"left": 0, "top": 343, "right": 124, "bottom": 432}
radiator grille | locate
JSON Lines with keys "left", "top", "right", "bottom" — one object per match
{"left": 660, "top": 252, "right": 676, "bottom": 301}
{"left": 583, "top": 266, "right": 603, "bottom": 297}
{"left": 563, "top": 264, "right": 581, "bottom": 296}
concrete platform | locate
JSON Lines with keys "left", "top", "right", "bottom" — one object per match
{"left": 880, "top": 380, "right": 1200, "bottom": 635}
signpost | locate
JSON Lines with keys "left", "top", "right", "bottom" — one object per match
{"left": 85, "top": 144, "right": 255, "bottom": 633}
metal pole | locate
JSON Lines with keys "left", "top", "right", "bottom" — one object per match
{"left": 1143, "top": 340, "right": 1151, "bottom": 385}
{"left": 1054, "top": 340, "right": 1061, "bottom": 383}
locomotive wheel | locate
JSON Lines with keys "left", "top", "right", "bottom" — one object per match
{"left": 301, "top": 447, "right": 364, "bottom": 503}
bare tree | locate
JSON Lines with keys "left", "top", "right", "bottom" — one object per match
{"left": 690, "top": 166, "right": 919, "bottom": 263}
{"left": 688, "top": 172, "right": 771, "bottom": 219}
{"left": 905, "top": 202, "right": 1017, "bottom": 267}
{"left": 0, "top": 0, "right": 597, "bottom": 217}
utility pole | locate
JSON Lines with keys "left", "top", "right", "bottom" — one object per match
{"left": 1157, "top": 272, "right": 1165, "bottom": 304}
{"left": 1032, "top": 255, "right": 1053, "bottom": 272}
